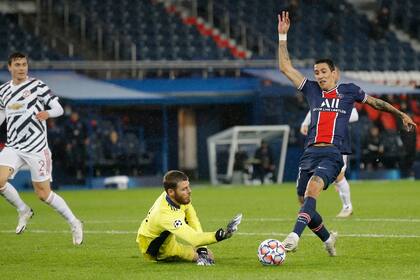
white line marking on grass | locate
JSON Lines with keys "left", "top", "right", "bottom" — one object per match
{"left": 0, "top": 229, "right": 137, "bottom": 234}
{"left": 237, "top": 218, "right": 420, "bottom": 223}
{"left": 352, "top": 218, "right": 420, "bottom": 223}
{"left": 1, "top": 217, "right": 420, "bottom": 226}
{"left": 1, "top": 230, "right": 420, "bottom": 238}
{"left": 237, "top": 232, "right": 420, "bottom": 238}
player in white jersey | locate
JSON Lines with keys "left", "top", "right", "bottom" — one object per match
{"left": 300, "top": 107, "right": 358, "bottom": 218}
{"left": 0, "top": 52, "right": 83, "bottom": 245}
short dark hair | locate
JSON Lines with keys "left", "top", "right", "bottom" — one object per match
{"left": 314, "top": 58, "right": 335, "bottom": 72}
{"left": 8, "top": 52, "right": 27, "bottom": 65}
{"left": 163, "top": 170, "right": 189, "bottom": 191}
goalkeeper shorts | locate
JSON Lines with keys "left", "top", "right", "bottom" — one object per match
{"left": 138, "top": 234, "right": 196, "bottom": 261}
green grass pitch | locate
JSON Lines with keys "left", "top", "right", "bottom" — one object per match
{"left": 1, "top": 180, "right": 419, "bottom": 279}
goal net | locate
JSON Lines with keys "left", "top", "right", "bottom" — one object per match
{"left": 207, "top": 125, "right": 290, "bottom": 185}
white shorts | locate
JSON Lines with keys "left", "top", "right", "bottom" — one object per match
{"left": 0, "top": 147, "right": 53, "bottom": 182}
{"left": 341, "top": 155, "right": 348, "bottom": 173}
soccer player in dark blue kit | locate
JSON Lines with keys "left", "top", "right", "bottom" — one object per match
{"left": 277, "top": 11, "right": 417, "bottom": 256}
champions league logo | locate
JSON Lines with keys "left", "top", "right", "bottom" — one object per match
{"left": 173, "top": 219, "right": 183, "bottom": 228}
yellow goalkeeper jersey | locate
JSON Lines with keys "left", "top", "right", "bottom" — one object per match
{"left": 136, "top": 192, "right": 217, "bottom": 256}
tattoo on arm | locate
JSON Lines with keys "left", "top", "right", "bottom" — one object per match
{"left": 366, "top": 97, "right": 403, "bottom": 117}
{"left": 278, "top": 41, "right": 304, "bottom": 87}
{"left": 279, "top": 42, "right": 291, "bottom": 68}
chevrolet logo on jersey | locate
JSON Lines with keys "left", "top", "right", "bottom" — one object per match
{"left": 7, "top": 103, "right": 24, "bottom": 110}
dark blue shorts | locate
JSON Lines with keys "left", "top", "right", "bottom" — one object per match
{"left": 296, "top": 146, "right": 344, "bottom": 197}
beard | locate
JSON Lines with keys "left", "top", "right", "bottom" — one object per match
{"left": 174, "top": 192, "right": 191, "bottom": 205}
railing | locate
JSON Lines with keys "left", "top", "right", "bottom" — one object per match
{"left": 0, "top": 59, "right": 312, "bottom": 79}
{"left": 0, "top": 59, "right": 309, "bottom": 70}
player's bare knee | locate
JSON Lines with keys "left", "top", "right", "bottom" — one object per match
{"left": 37, "top": 192, "right": 49, "bottom": 202}
{"left": 305, "top": 176, "right": 324, "bottom": 198}
{"left": 0, "top": 178, "right": 8, "bottom": 190}
{"left": 335, "top": 172, "right": 345, "bottom": 183}
{"left": 0, "top": 167, "right": 13, "bottom": 189}
{"left": 308, "top": 175, "right": 324, "bottom": 187}
{"left": 35, "top": 189, "right": 51, "bottom": 201}
{"left": 33, "top": 180, "right": 52, "bottom": 201}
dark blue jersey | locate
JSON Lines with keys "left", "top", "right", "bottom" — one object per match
{"left": 299, "top": 78, "right": 367, "bottom": 154}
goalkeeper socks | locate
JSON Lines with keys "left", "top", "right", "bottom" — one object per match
{"left": 0, "top": 182, "right": 29, "bottom": 213}
{"left": 335, "top": 177, "right": 352, "bottom": 209}
{"left": 45, "top": 191, "right": 78, "bottom": 225}
{"left": 308, "top": 211, "right": 330, "bottom": 242}
{"left": 292, "top": 197, "right": 316, "bottom": 237}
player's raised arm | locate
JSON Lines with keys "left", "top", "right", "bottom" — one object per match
{"left": 278, "top": 11, "right": 305, "bottom": 88}
{"left": 365, "top": 95, "right": 417, "bottom": 131}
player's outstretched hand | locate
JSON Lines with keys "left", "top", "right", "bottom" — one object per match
{"left": 300, "top": 125, "right": 308, "bottom": 136}
{"left": 278, "top": 11, "right": 290, "bottom": 34}
{"left": 35, "top": 111, "right": 50, "bottom": 121}
{"left": 226, "top": 213, "right": 243, "bottom": 234}
{"left": 196, "top": 248, "right": 215, "bottom": 266}
{"left": 400, "top": 112, "right": 417, "bottom": 132}
{"left": 215, "top": 213, "right": 243, "bottom": 241}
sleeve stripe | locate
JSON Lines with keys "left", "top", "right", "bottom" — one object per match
{"left": 362, "top": 94, "right": 368, "bottom": 103}
{"left": 298, "top": 78, "right": 307, "bottom": 90}
{"left": 39, "top": 89, "right": 51, "bottom": 97}
{"left": 46, "top": 95, "right": 58, "bottom": 106}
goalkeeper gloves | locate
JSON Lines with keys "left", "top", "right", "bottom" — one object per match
{"left": 196, "top": 248, "right": 214, "bottom": 266}
{"left": 215, "top": 213, "right": 243, "bottom": 241}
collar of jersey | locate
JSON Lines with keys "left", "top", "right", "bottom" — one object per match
{"left": 322, "top": 85, "right": 338, "bottom": 94}
{"left": 165, "top": 195, "right": 180, "bottom": 209}
{"left": 10, "top": 76, "right": 30, "bottom": 87}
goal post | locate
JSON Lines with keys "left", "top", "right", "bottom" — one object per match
{"left": 207, "top": 125, "right": 290, "bottom": 185}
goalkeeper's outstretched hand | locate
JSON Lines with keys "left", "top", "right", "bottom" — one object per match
{"left": 196, "top": 248, "right": 215, "bottom": 266}
{"left": 215, "top": 213, "right": 243, "bottom": 241}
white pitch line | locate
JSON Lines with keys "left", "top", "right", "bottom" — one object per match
{"left": 1, "top": 217, "right": 420, "bottom": 225}
{"left": 229, "top": 217, "right": 420, "bottom": 223}
{"left": 236, "top": 232, "right": 420, "bottom": 238}
{"left": 0, "top": 229, "right": 136, "bottom": 234}
{"left": 88, "top": 217, "right": 420, "bottom": 223}
{"left": 1, "top": 229, "right": 420, "bottom": 238}
{"left": 352, "top": 218, "right": 420, "bottom": 223}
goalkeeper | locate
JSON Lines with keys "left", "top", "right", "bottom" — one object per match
{"left": 136, "top": 170, "right": 242, "bottom": 265}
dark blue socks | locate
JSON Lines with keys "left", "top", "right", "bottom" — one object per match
{"left": 292, "top": 197, "right": 330, "bottom": 241}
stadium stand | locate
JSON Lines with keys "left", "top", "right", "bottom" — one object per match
{"left": 51, "top": 0, "right": 234, "bottom": 60}
{"left": 383, "top": 0, "right": 420, "bottom": 40}
{"left": 194, "top": 0, "right": 419, "bottom": 70}
{"left": 0, "top": 13, "right": 64, "bottom": 61}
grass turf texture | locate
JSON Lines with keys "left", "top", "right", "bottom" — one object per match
{"left": 1, "top": 180, "right": 419, "bottom": 279}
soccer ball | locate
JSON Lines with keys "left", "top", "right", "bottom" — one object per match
{"left": 257, "top": 239, "right": 286, "bottom": 265}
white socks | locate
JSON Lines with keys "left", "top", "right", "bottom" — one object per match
{"left": 335, "top": 177, "right": 352, "bottom": 209}
{"left": 45, "top": 191, "right": 77, "bottom": 225}
{"left": 0, "top": 182, "right": 29, "bottom": 213}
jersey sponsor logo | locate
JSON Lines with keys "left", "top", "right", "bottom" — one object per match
{"left": 173, "top": 219, "right": 183, "bottom": 228}
{"left": 320, "top": 98, "right": 340, "bottom": 109}
{"left": 7, "top": 103, "right": 24, "bottom": 110}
